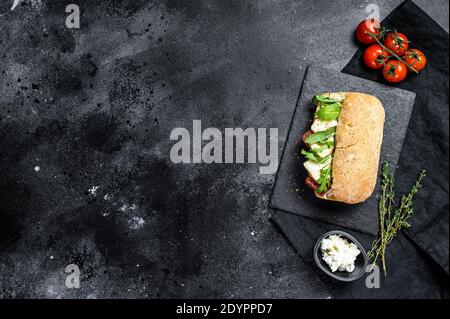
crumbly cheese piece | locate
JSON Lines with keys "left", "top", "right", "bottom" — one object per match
{"left": 311, "top": 118, "right": 338, "bottom": 133}
{"left": 321, "top": 235, "right": 361, "bottom": 273}
{"left": 303, "top": 158, "right": 331, "bottom": 181}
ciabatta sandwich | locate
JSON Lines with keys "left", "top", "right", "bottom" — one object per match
{"left": 301, "top": 92, "right": 385, "bottom": 204}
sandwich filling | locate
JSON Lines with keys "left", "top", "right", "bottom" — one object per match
{"left": 301, "top": 95, "right": 344, "bottom": 193}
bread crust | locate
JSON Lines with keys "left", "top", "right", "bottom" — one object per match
{"left": 314, "top": 92, "right": 385, "bottom": 204}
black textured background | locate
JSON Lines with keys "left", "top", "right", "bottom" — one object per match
{"left": 0, "top": 0, "right": 448, "bottom": 298}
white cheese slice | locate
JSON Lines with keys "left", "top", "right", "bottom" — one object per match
{"left": 311, "top": 144, "right": 334, "bottom": 158}
{"left": 311, "top": 118, "right": 338, "bottom": 133}
{"left": 303, "top": 159, "right": 331, "bottom": 182}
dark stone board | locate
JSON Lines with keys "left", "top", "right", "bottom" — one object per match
{"left": 270, "top": 66, "right": 416, "bottom": 236}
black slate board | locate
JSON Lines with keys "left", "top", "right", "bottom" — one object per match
{"left": 270, "top": 66, "right": 416, "bottom": 236}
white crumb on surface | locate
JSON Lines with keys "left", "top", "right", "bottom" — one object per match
{"left": 128, "top": 216, "right": 145, "bottom": 230}
{"left": 88, "top": 185, "right": 100, "bottom": 196}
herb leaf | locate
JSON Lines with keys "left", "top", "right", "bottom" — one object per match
{"left": 367, "top": 162, "right": 426, "bottom": 276}
{"left": 305, "top": 128, "right": 336, "bottom": 145}
{"left": 316, "top": 103, "right": 342, "bottom": 121}
{"left": 311, "top": 144, "right": 329, "bottom": 154}
{"left": 317, "top": 164, "right": 332, "bottom": 193}
{"left": 313, "top": 95, "right": 343, "bottom": 104}
{"left": 321, "top": 139, "right": 335, "bottom": 148}
{"left": 318, "top": 154, "right": 332, "bottom": 164}
{"left": 301, "top": 149, "right": 320, "bottom": 162}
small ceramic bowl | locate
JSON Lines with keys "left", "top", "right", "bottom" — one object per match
{"left": 313, "top": 230, "right": 368, "bottom": 282}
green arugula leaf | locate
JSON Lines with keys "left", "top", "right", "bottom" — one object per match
{"left": 313, "top": 95, "right": 343, "bottom": 104}
{"left": 311, "top": 144, "right": 329, "bottom": 154}
{"left": 301, "top": 149, "right": 320, "bottom": 162}
{"left": 320, "top": 139, "right": 335, "bottom": 148}
{"left": 305, "top": 128, "right": 336, "bottom": 145}
{"left": 315, "top": 103, "right": 342, "bottom": 121}
{"left": 318, "top": 154, "right": 332, "bottom": 164}
{"left": 317, "top": 164, "right": 332, "bottom": 193}
{"left": 302, "top": 147, "right": 332, "bottom": 163}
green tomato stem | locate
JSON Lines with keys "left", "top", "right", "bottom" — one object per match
{"left": 368, "top": 32, "right": 419, "bottom": 74}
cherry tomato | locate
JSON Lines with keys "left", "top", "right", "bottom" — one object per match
{"left": 382, "top": 60, "right": 408, "bottom": 83}
{"left": 383, "top": 32, "right": 409, "bottom": 56}
{"left": 355, "top": 19, "right": 382, "bottom": 44}
{"left": 363, "top": 44, "right": 389, "bottom": 69}
{"left": 404, "top": 49, "right": 427, "bottom": 72}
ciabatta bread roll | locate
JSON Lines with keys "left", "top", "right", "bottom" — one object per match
{"left": 302, "top": 92, "right": 385, "bottom": 204}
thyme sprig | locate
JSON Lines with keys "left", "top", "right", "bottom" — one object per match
{"left": 368, "top": 162, "right": 426, "bottom": 275}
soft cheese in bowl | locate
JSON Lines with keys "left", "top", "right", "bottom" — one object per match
{"left": 321, "top": 234, "right": 361, "bottom": 273}
{"left": 313, "top": 230, "right": 368, "bottom": 282}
